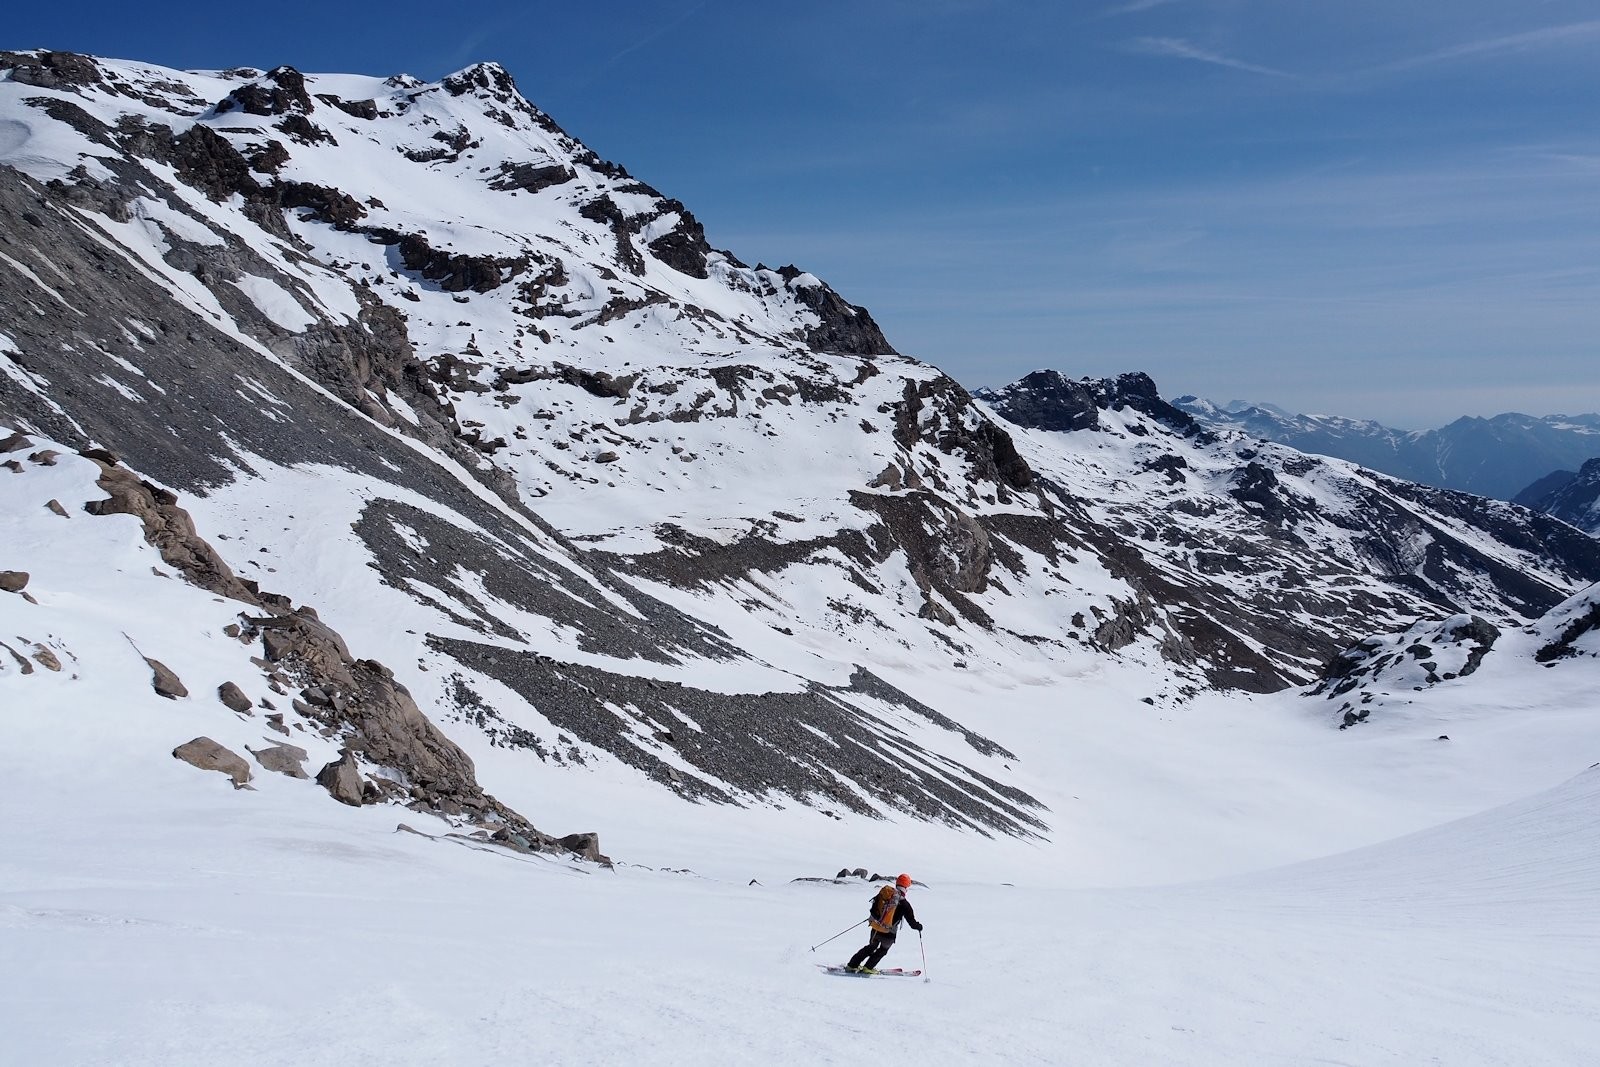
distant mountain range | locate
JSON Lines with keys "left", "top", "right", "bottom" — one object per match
{"left": 1514, "top": 459, "right": 1600, "bottom": 536}
{"left": 1171, "top": 398, "right": 1600, "bottom": 504}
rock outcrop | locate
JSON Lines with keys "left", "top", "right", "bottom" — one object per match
{"left": 1310, "top": 614, "right": 1502, "bottom": 727}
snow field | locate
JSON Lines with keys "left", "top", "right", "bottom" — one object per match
{"left": 5, "top": 767, "right": 1600, "bottom": 1065}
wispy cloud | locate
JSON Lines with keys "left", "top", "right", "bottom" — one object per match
{"left": 603, "top": 1, "right": 715, "bottom": 69}
{"left": 1381, "top": 19, "right": 1600, "bottom": 72}
{"left": 1127, "top": 36, "right": 1293, "bottom": 78}
{"left": 1103, "top": 0, "right": 1182, "bottom": 16}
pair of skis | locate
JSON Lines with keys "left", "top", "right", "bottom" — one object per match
{"left": 817, "top": 964, "right": 922, "bottom": 978}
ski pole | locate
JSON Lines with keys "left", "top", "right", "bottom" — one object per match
{"left": 809, "top": 918, "right": 866, "bottom": 953}
{"left": 919, "top": 929, "right": 929, "bottom": 983}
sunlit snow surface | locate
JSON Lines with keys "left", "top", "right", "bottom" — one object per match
{"left": 6, "top": 770, "right": 1600, "bottom": 1066}
{"left": 5, "top": 444, "right": 1600, "bottom": 1065}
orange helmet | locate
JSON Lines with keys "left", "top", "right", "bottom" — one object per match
{"left": 896, "top": 873, "right": 913, "bottom": 888}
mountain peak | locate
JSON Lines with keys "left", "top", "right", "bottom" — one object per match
{"left": 977, "top": 369, "right": 1199, "bottom": 437}
{"left": 441, "top": 60, "right": 521, "bottom": 101}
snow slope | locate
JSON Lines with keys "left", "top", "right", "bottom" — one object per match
{"left": 7, "top": 671, "right": 1600, "bottom": 1065}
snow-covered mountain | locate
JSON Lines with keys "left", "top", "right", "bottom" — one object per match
{"left": 7, "top": 49, "right": 1600, "bottom": 1063}
{"left": 1173, "top": 395, "right": 1600, "bottom": 502}
{"left": 1514, "top": 458, "right": 1600, "bottom": 536}
{"left": 5, "top": 49, "right": 1600, "bottom": 848}
{"left": 976, "top": 370, "right": 1600, "bottom": 683}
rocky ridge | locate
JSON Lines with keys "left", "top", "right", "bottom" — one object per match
{"left": 977, "top": 370, "right": 1600, "bottom": 689}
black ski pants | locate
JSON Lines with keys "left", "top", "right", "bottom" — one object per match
{"left": 847, "top": 929, "right": 896, "bottom": 970}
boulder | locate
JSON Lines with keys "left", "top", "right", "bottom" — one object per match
{"left": 145, "top": 657, "right": 189, "bottom": 699}
{"left": 0, "top": 571, "right": 28, "bottom": 593}
{"left": 248, "top": 742, "right": 310, "bottom": 779}
{"left": 172, "top": 737, "right": 253, "bottom": 788}
{"left": 316, "top": 749, "right": 367, "bottom": 806}
{"left": 217, "top": 681, "right": 253, "bottom": 714}
{"left": 557, "top": 832, "right": 611, "bottom": 866}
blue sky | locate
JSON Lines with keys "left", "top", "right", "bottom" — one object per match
{"left": 10, "top": 1, "right": 1600, "bottom": 427}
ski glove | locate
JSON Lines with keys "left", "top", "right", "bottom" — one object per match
{"left": 912, "top": 921, "right": 924, "bottom": 932}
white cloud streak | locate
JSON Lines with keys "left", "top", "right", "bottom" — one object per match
{"left": 1127, "top": 36, "right": 1293, "bottom": 78}
{"left": 1102, "top": 0, "right": 1182, "bottom": 15}
{"left": 1382, "top": 18, "right": 1600, "bottom": 72}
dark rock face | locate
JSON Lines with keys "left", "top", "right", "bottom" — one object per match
{"left": 645, "top": 199, "right": 713, "bottom": 279}
{"left": 979, "top": 371, "right": 1202, "bottom": 438}
{"left": 557, "top": 832, "right": 607, "bottom": 864}
{"left": 488, "top": 162, "right": 575, "bottom": 194}
{"left": 777, "top": 267, "right": 896, "bottom": 355}
{"left": 170, "top": 125, "right": 261, "bottom": 202}
{"left": 441, "top": 61, "right": 520, "bottom": 100}
{"left": 890, "top": 377, "right": 1033, "bottom": 494}
{"left": 1535, "top": 593, "right": 1600, "bottom": 663}
{"left": 578, "top": 195, "right": 647, "bottom": 276}
{"left": 388, "top": 231, "right": 521, "bottom": 293}
{"left": 215, "top": 65, "right": 315, "bottom": 117}
{"left": 1229, "top": 461, "right": 1318, "bottom": 527}
{"left": 0, "top": 50, "right": 103, "bottom": 89}
{"left": 275, "top": 181, "right": 366, "bottom": 228}
{"left": 977, "top": 371, "right": 1101, "bottom": 432}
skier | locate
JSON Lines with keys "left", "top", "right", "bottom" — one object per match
{"left": 846, "top": 873, "right": 923, "bottom": 973}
